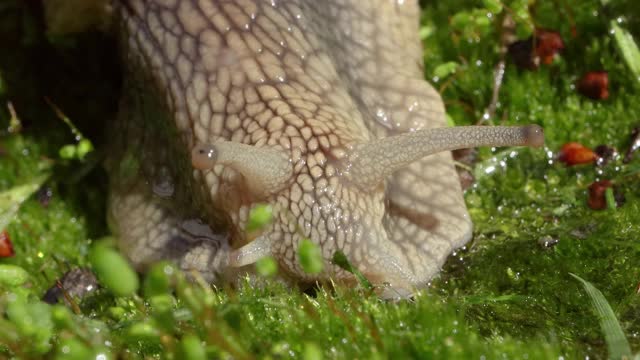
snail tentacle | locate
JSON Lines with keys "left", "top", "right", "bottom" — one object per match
{"left": 228, "top": 234, "right": 272, "bottom": 267}
{"left": 346, "top": 125, "right": 544, "bottom": 189}
{"left": 191, "top": 142, "right": 293, "bottom": 198}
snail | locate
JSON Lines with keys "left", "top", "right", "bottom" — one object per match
{"left": 98, "top": 0, "right": 544, "bottom": 298}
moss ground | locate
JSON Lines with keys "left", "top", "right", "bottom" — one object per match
{"left": 0, "top": 0, "right": 639, "bottom": 358}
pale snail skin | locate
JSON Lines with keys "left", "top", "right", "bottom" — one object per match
{"left": 106, "top": 0, "right": 543, "bottom": 298}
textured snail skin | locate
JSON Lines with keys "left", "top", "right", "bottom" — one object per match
{"left": 105, "top": 0, "right": 541, "bottom": 298}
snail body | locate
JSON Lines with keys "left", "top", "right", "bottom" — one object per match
{"left": 106, "top": 0, "right": 543, "bottom": 298}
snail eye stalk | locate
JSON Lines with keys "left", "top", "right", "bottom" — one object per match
{"left": 346, "top": 125, "right": 544, "bottom": 189}
{"left": 191, "top": 142, "right": 293, "bottom": 198}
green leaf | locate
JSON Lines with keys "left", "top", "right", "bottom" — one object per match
{"left": 482, "top": 0, "right": 503, "bottom": 14}
{"left": 246, "top": 204, "right": 273, "bottom": 232}
{"left": 127, "top": 321, "right": 161, "bottom": 343}
{"left": 473, "top": 11, "right": 491, "bottom": 29}
{"left": 59, "top": 139, "right": 94, "bottom": 161}
{"left": 76, "top": 138, "right": 94, "bottom": 160}
{"left": 55, "top": 338, "right": 93, "bottom": 360}
{"left": 331, "top": 250, "right": 372, "bottom": 290}
{"left": 59, "top": 144, "right": 77, "bottom": 159}
{"left": 570, "top": 273, "right": 632, "bottom": 359}
{"left": 605, "top": 187, "right": 616, "bottom": 210}
{"left": 611, "top": 21, "right": 640, "bottom": 81}
{"left": 445, "top": 113, "right": 456, "bottom": 127}
{"left": 255, "top": 256, "right": 278, "bottom": 277}
{"left": 297, "top": 239, "right": 323, "bottom": 274}
{"left": 303, "top": 342, "right": 323, "bottom": 360}
{"left": 143, "top": 261, "right": 175, "bottom": 298}
{"left": 51, "top": 305, "right": 74, "bottom": 330}
{"left": 433, "top": 61, "right": 459, "bottom": 79}
{"left": 89, "top": 244, "right": 139, "bottom": 297}
{"left": 148, "top": 294, "right": 175, "bottom": 313}
{"left": 177, "top": 334, "right": 207, "bottom": 360}
{"left": 419, "top": 24, "right": 435, "bottom": 40}
{"left": 0, "top": 173, "right": 50, "bottom": 231}
{"left": 450, "top": 12, "right": 472, "bottom": 29}
{"left": 6, "top": 297, "right": 54, "bottom": 354}
{"left": 0, "top": 264, "right": 30, "bottom": 287}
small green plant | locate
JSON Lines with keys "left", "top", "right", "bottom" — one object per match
{"left": 46, "top": 99, "right": 94, "bottom": 161}
{"left": 570, "top": 273, "right": 633, "bottom": 359}
{"left": 298, "top": 239, "right": 323, "bottom": 274}
{"left": 246, "top": 204, "right": 273, "bottom": 232}
{"left": 88, "top": 241, "right": 139, "bottom": 297}
{"left": 58, "top": 138, "right": 93, "bottom": 161}
{"left": 332, "top": 250, "right": 372, "bottom": 291}
{"left": 255, "top": 256, "right": 278, "bottom": 277}
{"left": 0, "top": 265, "right": 29, "bottom": 287}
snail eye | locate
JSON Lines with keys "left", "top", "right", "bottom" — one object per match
{"left": 191, "top": 144, "right": 217, "bottom": 169}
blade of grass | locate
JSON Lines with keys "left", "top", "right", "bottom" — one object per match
{"left": 611, "top": 21, "right": 640, "bottom": 81}
{"left": 605, "top": 187, "right": 617, "bottom": 210}
{"left": 569, "top": 273, "right": 632, "bottom": 359}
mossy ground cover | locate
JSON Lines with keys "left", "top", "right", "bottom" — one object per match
{"left": 0, "top": 0, "right": 639, "bottom": 358}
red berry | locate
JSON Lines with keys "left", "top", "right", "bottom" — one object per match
{"left": 535, "top": 29, "right": 565, "bottom": 65}
{"left": 578, "top": 71, "right": 609, "bottom": 100}
{"left": 558, "top": 142, "right": 597, "bottom": 166}
{"left": 508, "top": 29, "right": 564, "bottom": 70}
{"left": 0, "top": 230, "right": 15, "bottom": 258}
{"left": 587, "top": 180, "right": 612, "bottom": 210}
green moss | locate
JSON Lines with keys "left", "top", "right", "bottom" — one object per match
{"left": 421, "top": 1, "right": 640, "bottom": 358}
{"left": 0, "top": 0, "right": 639, "bottom": 358}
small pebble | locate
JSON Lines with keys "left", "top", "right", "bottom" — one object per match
{"left": 594, "top": 145, "right": 618, "bottom": 166}
{"left": 538, "top": 235, "right": 559, "bottom": 249}
{"left": 42, "top": 268, "right": 99, "bottom": 305}
{"left": 623, "top": 125, "right": 640, "bottom": 163}
{"left": 37, "top": 186, "right": 53, "bottom": 207}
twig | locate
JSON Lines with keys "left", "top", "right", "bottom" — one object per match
{"left": 6, "top": 102, "right": 21, "bottom": 133}
{"left": 44, "top": 96, "right": 83, "bottom": 140}
{"left": 478, "top": 14, "right": 514, "bottom": 124}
